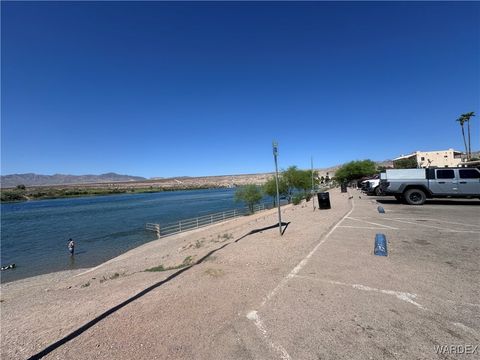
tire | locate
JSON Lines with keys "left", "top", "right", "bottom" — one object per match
{"left": 404, "top": 188, "right": 426, "bottom": 205}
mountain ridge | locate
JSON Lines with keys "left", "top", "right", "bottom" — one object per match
{"left": 1, "top": 173, "right": 146, "bottom": 188}
{"left": 1, "top": 161, "right": 395, "bottom": 188}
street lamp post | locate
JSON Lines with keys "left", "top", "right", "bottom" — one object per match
{"left": 311, "top": 156, "right": 315, "bottom": 211}
{"left": 273, "top": 141, "right": 282, "bottom": 235}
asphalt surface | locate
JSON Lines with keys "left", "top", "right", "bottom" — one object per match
{"left": 249, "top": 191, "right": 480, "bottom": 359}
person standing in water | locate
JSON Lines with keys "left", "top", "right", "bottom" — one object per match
{"left": 67, "top": 238, "right": 75, "bottom": 255}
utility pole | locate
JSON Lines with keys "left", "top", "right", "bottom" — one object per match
{"left": 311, "top": 156, "right": 315, "bottom": 211}
{"left": 273, "top": 141, "right": 282, "bottom": 235}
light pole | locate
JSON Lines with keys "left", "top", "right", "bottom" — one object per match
{"left": 311, "top": 156, "right": 315, "bottom": 211}
{"left": 273, "top": 141, "right": 282, "bottom": 235}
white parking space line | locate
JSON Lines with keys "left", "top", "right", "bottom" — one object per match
{"left": 446, "top": 300, "right": 480, "bottom": 308}
{"left": 292, "top": 275, "right": 425, "bottom": 310}
{"left": 440, "top": 229, "right": 480, "bottom": 234}
{"left": 346, "top": 216, "right": 399, "bottom": 230}
{"left": 385, "top": 218, "right": 479, "bottom": 232}
{"left": 247, "top": 197, "right": 357, "bottom": 357}
{"left": 452, "top": 322, "right": 479, "bottom": 337}
{"left": 246, "top": 311, "right": 292, "bottom": 360}
{"left": 258, "top": 199, "right": 355, "bottom": 308}
{"left": 338, "top": 225, "right": 392, "bottom": 230}
{"left": 391, "top": 218, "right": 480, "bottom": 228}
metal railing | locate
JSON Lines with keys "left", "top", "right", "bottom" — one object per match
{"left": 146, "top": 200, "right": 287, "bottom": 238}
{"left": 145, "top": 223, "right": 160, "bottom": 237}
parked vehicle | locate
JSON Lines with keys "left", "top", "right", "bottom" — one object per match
{"left": 362, "top": 179, "right": 382, "bottom": 195}
{"left": 379, "top": 167, "right": 480, "bottom": 205}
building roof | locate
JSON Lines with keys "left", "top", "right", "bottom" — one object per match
{"left": 393, "top": 153, "right": 416, "bottom": 161}
{"left": 393, "top": 149, "right": 463, "bottom": 161}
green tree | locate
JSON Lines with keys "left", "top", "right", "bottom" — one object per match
{"left": 263, "top": 176, "right": 288, "bottom": 206}
{"left": 393, "top": 157, "right": 418, "bottom": 169}
{"left": 267, "top": 166, "right": 321, "bottom": 203}
{"left": 376, "top": 165, "right": 389, "bottom": 172}
{"left": 282, "top": 166, "right": 299, "bottom": 202}
{"left": 282, "top": 166, "right": 315, "bottom": 201}
{"left": 456, "top": 115, "right": 469, "bottom": 160}
{"left": 334, "top": 160, "right": 377, "bottom": 183}
{"left": 296, "top": 169, "right": 315, "bottom": 196}
{"left": 459, "top": 112, "right": 475, "bottom": 160}
{"left": 235, "top": 184, "right": 263, "bottom": 213}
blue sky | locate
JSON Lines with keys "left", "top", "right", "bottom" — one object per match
{"left": 2, "top": 1, "right": 479, "bottom": 178}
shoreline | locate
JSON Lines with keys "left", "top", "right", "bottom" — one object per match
{"left": 1, "top": 171, "right": 283, "bottom": 203}
{"left": 1, "top": 198, "right": 297, "bottom": 289}
{"left": 1, "top": 184, "right": 289, "bottom": 284}
{"left": 0, "top": 185, "right": 230, "bottom": 203}
{"left": 0, "top": 199, "right": 285, "bottom": 285}
{"left": 1, "top": 188, "right": 352, "bottom": 359}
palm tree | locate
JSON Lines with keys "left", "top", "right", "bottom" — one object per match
{"left": 460, "top": 112, "right": 475, "bottom": 160}
{"left": 456, "top": 115, "right": 468, "bottom": 159}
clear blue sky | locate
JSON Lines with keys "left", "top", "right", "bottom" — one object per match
{"left": 2, "top": 1, "right": 479, "bottom": 178}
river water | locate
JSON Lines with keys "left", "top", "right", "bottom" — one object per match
{"left": 1, "top": 188, "right": 257, "bottom": 283}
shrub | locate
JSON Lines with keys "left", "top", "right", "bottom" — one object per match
{"left": 292, "top": 194, "right": 303, "bottom": 205}
{"left": 145, "top": 256, "right": 194, "bottom": 272}
{"left": 0, "top": 190, "right": 27, "bottom": 202}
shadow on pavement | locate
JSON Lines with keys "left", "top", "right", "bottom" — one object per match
{"left": 235, "top": 221, "right": 290, "bottom": 242}
{"left": 27, "top": 221, "right": 290, "bottom": 360}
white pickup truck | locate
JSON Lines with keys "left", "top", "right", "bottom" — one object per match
{"left": 362, "top": 179, "right": 382, "bottom": 195}
{"left": 379, "top": 167, "right": 480, "bottom": 205}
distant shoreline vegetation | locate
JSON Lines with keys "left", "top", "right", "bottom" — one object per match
{"left": 0, "top": 185, "right": 227, "bottom": 203}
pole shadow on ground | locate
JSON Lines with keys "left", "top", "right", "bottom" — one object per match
{"left": 27, "top": 221, "right": 291, "bottom": 359}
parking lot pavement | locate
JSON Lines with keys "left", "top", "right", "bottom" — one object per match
{"left": 248, "top": 190, "right": 480, "bottom": 360}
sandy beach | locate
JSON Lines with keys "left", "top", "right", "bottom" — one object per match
{"left": 1, "top": 189, "right": 351, "bottom": 359}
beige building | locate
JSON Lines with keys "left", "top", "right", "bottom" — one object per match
{"left": 394, "top": 148, "right": 463, "bottom": 168}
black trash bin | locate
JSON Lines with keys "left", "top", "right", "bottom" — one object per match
{"left": 340, "top": 183, "right": 347, "bottom": 193}
{"left": 317, "top": 192, "right": 331, "bottom": 209}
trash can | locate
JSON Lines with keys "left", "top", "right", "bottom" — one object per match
{"left": 340, "top": 183, "right": 347, "bottom": 193}
{"left": 317, "top": 192, "right": 331, "bottom": 209}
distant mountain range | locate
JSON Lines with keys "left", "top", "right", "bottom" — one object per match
{"left": 1, "top": 173, "right": 146, "bottom": 188}
{"left": 0, "top": 166, "right": 368, "bottom": 189}
{"left": 3, "top": 150, "right": 477, "bottom": 189}
{"left": 0, "top": 163, "right": 391, "bottom": 188}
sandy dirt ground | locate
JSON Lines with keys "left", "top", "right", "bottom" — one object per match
{"left": 1, "top": 189, "right": 351, "bottom": 359}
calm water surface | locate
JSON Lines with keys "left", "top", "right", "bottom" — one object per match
{"left": 1, "top": 188, "right": 250, "bottom": 283}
